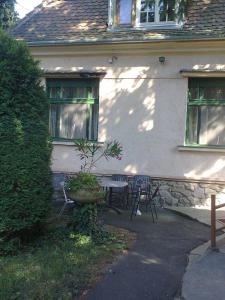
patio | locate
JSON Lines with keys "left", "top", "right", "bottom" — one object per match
{"left": 53, "top": 173, "right": 225, "bottom": 299}
{"left": 84, "top": 209, "right": 210, "bottom": 300}
{"left": 165, "top": 205, "right": 225, "bottom": 230}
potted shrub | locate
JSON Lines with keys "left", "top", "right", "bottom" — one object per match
{"left": 67, "top": 172, "right": 105, "bottom": 204}
{"left": 67, "top": 139, "right": 122, "bottom": 204}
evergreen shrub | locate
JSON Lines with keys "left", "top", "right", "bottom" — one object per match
{"left": 0, "top": 32, "right": 52, "bottom": 252}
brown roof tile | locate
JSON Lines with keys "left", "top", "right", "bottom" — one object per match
{"left": 11, "top": 0, "right": 225, "bottom": 45}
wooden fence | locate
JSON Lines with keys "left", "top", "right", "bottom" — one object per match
{"left": 211, "top": 194, "right": 225, "bottom": 248}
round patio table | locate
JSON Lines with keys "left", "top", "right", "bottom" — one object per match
{"left": 98, "top": 178, "right": 128, "bottom": 214}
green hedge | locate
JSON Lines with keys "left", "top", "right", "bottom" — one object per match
{"left": 0, "top": 31, "right": 53, "bottom": 250}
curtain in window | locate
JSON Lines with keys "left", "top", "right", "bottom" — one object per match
{"left": 50, "top": 104, "right": 57, "bottom": 137}
{"left": 50, "top": 104, "right": 87, "bottom": 139}
{"left": 188, "top": 106, "right": 225, "bottom": 145}
{"left": 48, "top": 78, "right": 99, "bottom": 140}
{"left": 90, "top": 104, "right": 98, "bottom": 140}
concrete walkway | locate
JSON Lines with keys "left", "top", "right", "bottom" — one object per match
{"left": 85, "top": 209, "right": 210, "bottom": 300}
{"left": 166, "top": 206, "right": 225, "bottom": 300}
{"left": 165, "top": 205, "right": 225, "bottom": 230}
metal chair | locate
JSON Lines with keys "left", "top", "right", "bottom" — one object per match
{"left": 149, "top": 184, "right": 160, "bottom": 219}
{"left": 111, "top": 174, "right": 129, "bottom": 208}
{"left": 58, "top": 178, "right": 75, "bottom": 217}
{"left": 130, "top": 175, "right": 159, "bottom": 222}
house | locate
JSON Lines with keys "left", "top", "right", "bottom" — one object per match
{"left": 12, "top": 0, "right": 225, "bottom": 206}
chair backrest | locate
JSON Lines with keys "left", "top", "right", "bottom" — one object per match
{"left": 60, "top": 176, "right": 72, "bottom": 203}
{"left": 133, "top": 175, "right": 151, "bottom": 191}
{"left": 112, "top": 174, "right": 128, "bottom": 182}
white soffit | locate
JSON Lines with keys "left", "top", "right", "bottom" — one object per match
{"left": 180, "top": 69, "right": 225, "bottom": 78}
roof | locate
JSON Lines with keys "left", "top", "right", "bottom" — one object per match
{"left": 11, "top": 0, "right": 225, "bottom": 45}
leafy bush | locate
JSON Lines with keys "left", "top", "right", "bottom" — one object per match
{"left": 68, "top": 173, "right": 99, "bottom": 192}
{"left": 0, "top": 32, "right": 53, "bottom": 252}
{"left": 74, "top": 139, "right": 123, "bottom": 172}
{"left": 69, "top": 140, "right": 123, "bottom": 242}
{"left": 72, "top": 204, "right": 110, "bottom": 244}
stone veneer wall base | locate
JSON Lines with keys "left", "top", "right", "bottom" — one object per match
{"left": 151, "top": 179, "right": 225, "bottom": 207}
{"left": 52, "top": 173, "right": 225, "bottom": 207}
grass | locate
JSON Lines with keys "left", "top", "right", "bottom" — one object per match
{"left": 0, "top": 223, "right": 135, "bottom": 300}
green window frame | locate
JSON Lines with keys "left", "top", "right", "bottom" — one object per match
{"left": 186, "top": 78, "right": 225, "bottom": 146}
{"left": 47, "top": 78, "right": 99, "bottom": 141}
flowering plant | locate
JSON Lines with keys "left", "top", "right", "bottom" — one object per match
{"left": 70, "top": 139, "right": 122, "bottom": 237}
{"left": 74, "top": 139, "right": 123, "bottom": 173}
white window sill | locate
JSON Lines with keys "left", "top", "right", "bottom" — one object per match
{"left": 135, "top": 22, "right": 182, "bottom": 30}
{"left": 52, "top": 140, "right": 103, "bottom": 146}
{"left": 178, "top": 145, "right": 225, "bottom": 153}
{"left": 53, "top": 141, "right": 75, "bottom": 146}
{"left": 107, "top": 23, "right": 182, "bottom": 32}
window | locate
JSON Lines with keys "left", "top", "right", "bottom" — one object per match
{"left": 117, "top": 0, "right": 133, "bottom": 25}
{"left": 109, "top": 0, "right": 179, "bottom": 28}
{"left": 138, "top": 0, "right": 176, "bottom": 25}
{"left": 47, "top": 78, "right": 99, "bottom": 141}
{"left": 186, "top": 78, "right": 225, "bottom": 146}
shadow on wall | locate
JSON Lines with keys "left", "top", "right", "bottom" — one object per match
{"left": 97, "top": 65, "right": 225, "bottom": 180}
{"left": 49, "top": 62, "right": 225, "bottom": 180}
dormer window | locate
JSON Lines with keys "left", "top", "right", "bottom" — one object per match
{"left": 109, "top": 0, "right": 181, "bottom": 29}
{"left": 118, "top": 0, "right": 133, "bottom": 25}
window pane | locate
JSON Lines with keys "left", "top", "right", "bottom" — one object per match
{"left": 189, "top": 87, "right": 199, "bottom": 100}
{"left": 187, "top": 106, "right": 199, "bottom": 144}
{"left": 189, "top": 86, "right": 225, "bottom": 101}
{"left": 49, "top": 104, "right": 58, "bottom": 137}
{"left": 202, "top": 87, "right": 225, "bottom": 101}
{"left": 148, "top": 12, "right": 155, "bottom": 22}
{"left": 50, "top": 104, "right": 98, "bottom": 140}
{"left": 60, "top": 86, "right": 97, "bottom": 99}
{"left": 63, "top": 104, "right": 88, "bottom": 139}
{"left": 141, "top": 0, "right": 147, "bottom": 11}
{"left": 62, "top": 87, "right": 77, "bottom": 99}
{"left": 159, "top": 10, "right": 166, "bottom": 22}
{"left": 188, "top": 106, "right": 225, "bottom": 145}
{"left": 89, "top": 104, "right": 98, "bottom": 140}
{"left": 140, "top": 12, "right": 147, "bottom": 23}
{"left": 159, "top": 0, "right": 175, "bottom": 22}
{"left": 48, "top": 78, "right": 99, "bottom": 140}
{"left": 119, "top": 0, "right": 132, "bottom": 24}
{"left": 140, "top": 0, "right": 155, "bottom": 23}
{"left": 92, "top": 86, "right": 98, "bottom": 99}
{"left": 49, "top": 87, "right": 61, "bottom": 99}
{"left": 167, "top": 0, "right": 176, "bottom": 21}
{"left": 199, "top": 106, "right": 225, "bottom": 145}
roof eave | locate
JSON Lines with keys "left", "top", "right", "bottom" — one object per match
{"left": 25, "top": 35, "right": 225, "bottom": 47}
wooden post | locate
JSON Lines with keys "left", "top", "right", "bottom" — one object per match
{"left": 211, "top": 194, "right": 216, "bottom": 249}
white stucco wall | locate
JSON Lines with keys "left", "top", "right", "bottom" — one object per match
{"left": 31, "top": 44, "right": 225, "bottom": 181}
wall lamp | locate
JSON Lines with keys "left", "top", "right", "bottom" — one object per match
{"left": 159, "top": 56, "right": 166, "bottom": 64}
{"left": 108, "top": 56, "right": 118, "bottom": 64}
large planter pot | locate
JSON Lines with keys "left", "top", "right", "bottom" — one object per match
{"left": 67, "top": 188, "right": 105, "bottom": 204}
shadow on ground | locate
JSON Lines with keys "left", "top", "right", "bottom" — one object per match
{"left": 85, "top": 208, "right": 210, "bottom": 300}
